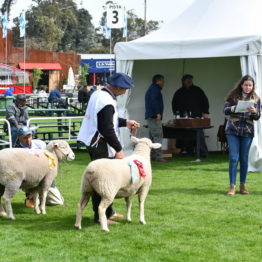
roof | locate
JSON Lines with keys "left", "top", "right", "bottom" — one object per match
{"left": 115, "top": 0, "right": 262, "bottom": 60}
{"left": 18, "top": 63, "right": 62, "bottom": 70}
{"left": 80, "top": 54, "right": 115, "bottom": 59}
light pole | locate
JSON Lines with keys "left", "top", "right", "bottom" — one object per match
{"left": 144, "top": 0, "right": 147, "bottom": 35}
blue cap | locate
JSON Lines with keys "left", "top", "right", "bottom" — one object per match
{"left": 107, "top": 73, "right": 134, "bottom": 89}
{"left": 18, "top": 126, "right": 32, "bottom": 137}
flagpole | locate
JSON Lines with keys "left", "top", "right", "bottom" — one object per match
{"left": 23, "top": 34, "right": 26, "bottom": 94}
{"left": 5, "top": 35, "right": 7, "bottom": 65}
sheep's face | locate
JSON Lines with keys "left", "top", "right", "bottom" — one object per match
{"left": 131, "top": 136, "right": 161, "bottom": 149}
{"left": 47, "top": 140, "right": 75, "bottom": 161}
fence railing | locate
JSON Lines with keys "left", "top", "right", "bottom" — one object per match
{"left": 27, "top": 116, "right": 84, "bottom": 142}
{"left": 0, "top": 119, "right": 12, "bottom": 148}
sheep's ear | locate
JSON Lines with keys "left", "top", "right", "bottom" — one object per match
{"left": 131, "top": 136, "right": 140, "bottom": 144}
{"left": 151, "top": 143, "right": 161, "bottom": 149}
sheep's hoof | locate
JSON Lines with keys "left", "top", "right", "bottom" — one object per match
{"left": 139, "top": 220, "right": 146, "bottom": 225}
{"left": 74, "top": 224, "right": 82, "bottom": 230}
{"left": 41, "top": 210, "right": 47, "bottom": 215}
{"left": 126, "top": 218, "right": 132, "bottom": 222}
{"left": 35, "top": 209, "right": 41, "bottom": 215}
{"left": 8, "top": 216, "right": 15, "bottom": 220}
{"left": 101, "top": 227, "right": 110, "bottom": 232}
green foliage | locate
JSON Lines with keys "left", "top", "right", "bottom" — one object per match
{"left": 32, "top": 68, "right": 43, "bottom": 90}
{"left": 12, "top": 0, "right": 96, "bottom": 52}
{"left": 1, "top": 152, "right": 262, "bottom": 261}
{"left": 0, "top": 0, "right": 15, "bottom": 17}
{"left": 78, "top": 64, "right": 89, "bottom": 89}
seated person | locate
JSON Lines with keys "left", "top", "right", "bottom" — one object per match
{"left": 48, "top": 87, "right": 66, "bottom": 107}
{"left": 78, "top": 86, "right": 97, "bottom": 105}
{"left": 16, "top": 126, "right": 64, "bottom": 207}
{"left": 4, "top": 87, "right": 14, "bottom": 97}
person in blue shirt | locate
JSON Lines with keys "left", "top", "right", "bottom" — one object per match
{"left": 4, "top": 87, "right": 14, "bottom": 96}
{"left": 145, "top": 74, "right": 166, "bottom": 162}
{"left": 48, "top": 87, "right": 66, "bottom": 107}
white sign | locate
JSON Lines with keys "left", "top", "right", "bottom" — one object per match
{"left": 107, "top": 4, "right": 124, "bottom": 29}
{"left": 96, "top": 61, "right": 115, "bottom": 69}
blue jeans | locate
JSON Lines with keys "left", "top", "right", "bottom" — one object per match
{"left": 11, "top": 126, "right": 19, "bottom": 147}
{"left": 227, "top": 135, "right": 253, "bottom": 185}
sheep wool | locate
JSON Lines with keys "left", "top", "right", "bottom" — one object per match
{"left": 75, "top": 136, "right": 161, "bottom": 232}
{"left": 0, "top": 140, "right": 75, "bottom": 220}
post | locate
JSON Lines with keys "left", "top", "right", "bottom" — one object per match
{"left": 144, "top": 0, "right": 147, "bottom": 36}
{"left": 23, "top": 36, "right": 26, "bottom": 93}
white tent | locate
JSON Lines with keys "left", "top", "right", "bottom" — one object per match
{"left": 115, "top": 0, "right": 262, "bottom": 171}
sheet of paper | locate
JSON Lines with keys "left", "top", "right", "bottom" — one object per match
{"left": 235, "top": 100, "right": 254, "bottom": 113}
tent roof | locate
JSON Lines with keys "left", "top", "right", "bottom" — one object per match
{"left": 115, "top": 0, "right": 262, "bottom": 60}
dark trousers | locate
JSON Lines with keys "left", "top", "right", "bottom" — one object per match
{"left": 177, "top": 130, "right": 208, "bottom": 157}
{"left": 87, "top": 142, "right": 115, "bottom": 223}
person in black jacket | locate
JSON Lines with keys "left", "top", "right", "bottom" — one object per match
{"left": 172, "top": 74, "right": 209, "bottom": 157}
{"left": 145, "top": 74, "right": 167, "bottom": 162}
{"left": 78, "top": 73, "right": 140, "bottom": 225}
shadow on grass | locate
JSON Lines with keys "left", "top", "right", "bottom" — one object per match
{"left": 0, "top": 203, "right": 132, "bottom": 232}
{"left": 150, "top": 187, "right": 226, "bottom": 196}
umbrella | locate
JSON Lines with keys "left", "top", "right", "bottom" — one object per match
{"left": 67, "top": 67, "right": 75, "bottom": 89}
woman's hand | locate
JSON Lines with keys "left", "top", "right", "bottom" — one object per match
{"left": 247, "top": 106, "right": 257, "bottom": 114}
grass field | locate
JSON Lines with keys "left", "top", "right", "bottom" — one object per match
{"left": 1, "top": 151, "right": 262, "bottom": 262}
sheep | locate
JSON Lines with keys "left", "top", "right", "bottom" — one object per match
{"left": 75, "top": 136, "right": 161, "bottom": 232}
{"left": 0, "top": 140, "right": 75, "bottom": 220}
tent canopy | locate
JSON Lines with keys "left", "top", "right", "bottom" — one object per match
{"left": 115, "top": 0, "right": 262, "bottom": 60}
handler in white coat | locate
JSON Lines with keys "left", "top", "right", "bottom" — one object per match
{"left": 78, "top": 73, "right": 140, "bottom": 224}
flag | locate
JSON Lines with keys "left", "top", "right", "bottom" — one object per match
{"left": 123, "top": 11, "right": 127, "bottom": 38}
{"left": 19, "top": 11, "right": 26, "bottom": 37}
{"left": 2, "top": 13, "right": 8, "bottom": 38}
{"left": 105, "top": 18, "right": 111, "bottom": 39}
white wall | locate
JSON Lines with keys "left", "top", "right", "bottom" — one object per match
{"left": 128, "top": 57, "right": 241, "bottom": 151}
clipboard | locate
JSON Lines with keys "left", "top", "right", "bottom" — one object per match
{"left": 235, "top": 100, "right": 254, "bottom": 113}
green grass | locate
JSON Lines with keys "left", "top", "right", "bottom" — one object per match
{"left": 1, "top": 151, "right": 262, "bottom": 262}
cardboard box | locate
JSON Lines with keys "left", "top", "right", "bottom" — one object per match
{"left": 174, "top": 118, "right": 211, "bottom": 127}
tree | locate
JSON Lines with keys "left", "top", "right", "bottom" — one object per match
{"left": 1, "top": 0, "right": 15, "bottom": 17}
{"left": 78, "top": 64, "right": 89, "bottom": 89}
{"left": 12, "top": 0, "right": 96, "bottom": 53}
{"left": 32, "top": 68, "right": 43, "bottom": 90}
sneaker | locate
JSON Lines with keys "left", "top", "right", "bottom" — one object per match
{"left": 25, "top": 199, "right": 35, "bottom": 208}
{"left": 110, "top": 213, "right": 124, "bottom": 220}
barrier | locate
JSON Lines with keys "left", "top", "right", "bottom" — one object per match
{"left": 0, "top": 119, "right": 12, "bottom": 148}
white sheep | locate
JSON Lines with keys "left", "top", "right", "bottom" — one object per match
{"left": 75, "top": 136, "right": 161, "bottom": 232}
{"left": 0, "top": 140, "right": 75, "bottom": 220}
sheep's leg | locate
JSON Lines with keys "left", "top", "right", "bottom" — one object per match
{"left": 2, "top": 182, "right": 21, "bottom": 220}
{"left": 39, "top": 190, "right": 48, "bottom": 215}
{"left": 99, "top": 197, "right": 113, "bottom": 232}
{"left": 125, "top": 197, "right": 132, "bottom": 222}
{"left": 0, "top": 184, "right": 7, "bottom": 217}
{"left": 75, "top": 192, "right": 91, "bottom": 230}
{"left": 32, "top": 190, "right": 41, "bottom": 215}
{"left": 138, "top": 187, "right": 150, "bottom": 225}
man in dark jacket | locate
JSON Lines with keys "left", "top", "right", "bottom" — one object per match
{"left": 6, "top": 94, "right": 28, "bottom": 146}
{"left": 145, "top": 74, "right": 166, "bottom": 162}
{"left": 172, "top": 74, "right": 209, "bottom": 157}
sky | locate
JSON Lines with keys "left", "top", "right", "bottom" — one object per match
{"left": 0, "top": 0, "right": 195, "bottom": 28}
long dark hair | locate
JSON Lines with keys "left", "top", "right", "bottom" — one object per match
{"left": 225, "top": 75, "right": 259, "bottom": 105}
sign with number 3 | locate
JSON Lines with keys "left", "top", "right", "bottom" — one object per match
{"left": 107, "top": 4, "right": 124, "bottom": 28}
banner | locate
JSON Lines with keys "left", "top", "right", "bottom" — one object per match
{"left": 2, "top": 13, "right": 8, "bottom": 38}
{"left": 19, "top": 11, "right": 26, "bottom": 37}
{"left": 107, "top": 4, "right": 124, "bottom": 29}
{"left": 123, "top": 10, "right": 127, "bottom": 38}
{"left": 105, "top": 17, "right": 111, "bottom": 39}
